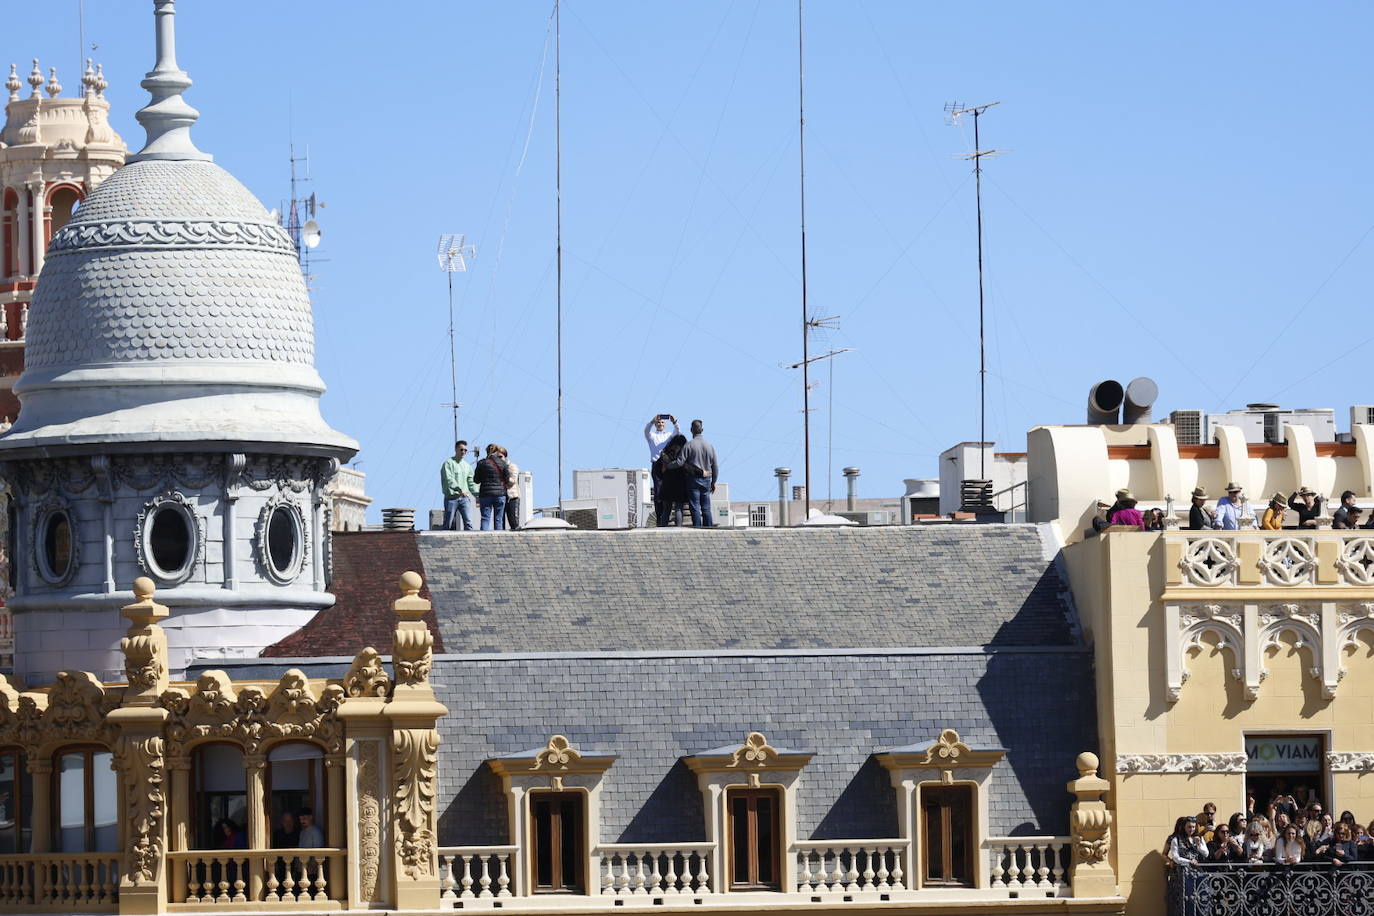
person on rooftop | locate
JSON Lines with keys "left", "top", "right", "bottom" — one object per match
{"left": 440, "top": 441, "right": 478, "bottom": 531}
{"left": 474, "top": 444, "right": 511, "bottom": 531}
{"left": 1287, "top": 487, "right": 1323, "bottom": 529}
{"left": 1333, "top": 491, "right": 1360, "bottom": 529}
{"left": 644, "top": 413, "right": 679, "bottom": 462}
{"left": 1187, "top": 487, "right": 1219, "bottom": 530}
{"left": 1111, "top": 497, "right": 1145, "bottom": 530}
{"left": 681, "top": 419, "right": 719, "bottom": 528}
{"left": 1214, "top": 483, "right": 1247, "bottom": 530}
{"left": 1261, "top": 493, "right": 1286, "bottom": 530}
{"left": 1105, "top": 488, "right": 1132, "bottom": 524}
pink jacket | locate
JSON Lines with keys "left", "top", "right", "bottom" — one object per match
{"left": 1111, "top": 508, "right": 1146, "bottom": 530}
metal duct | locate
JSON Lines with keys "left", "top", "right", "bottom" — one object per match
{"left": 1087, "top": 379, "right": 1124, "bottom": 425}
{"left": 1122, "top": 376, "right": 1159, "bottom": 425}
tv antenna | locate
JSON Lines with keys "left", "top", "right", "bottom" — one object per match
{"left": 437, "top": 234, "right": 477, "bottom": 443}
{"left": 281, "top": 144, "right": 325, "bottom": 287}
{"left": 945, "top": 100, "right": 1004, "bottom": 482}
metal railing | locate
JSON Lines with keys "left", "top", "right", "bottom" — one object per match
{"left": 1167, "top": 862, "right": 1374, "bottom": 916}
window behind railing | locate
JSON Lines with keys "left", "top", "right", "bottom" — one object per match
{"left": 55, "top": 747, "right": 117, "bottom": 853}
{"left": 0, "top": 748, "right": 30, "bottom": 854}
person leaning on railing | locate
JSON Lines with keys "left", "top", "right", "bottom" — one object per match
{"left": 1208, "top": 824, "right": 1245, "bottom": 863}
{"left": 1165, "top": 816, "right": 1208, "bottom": 866}
{"left": 1242, "top": 822, "right": 1269, "bottom": 863}
{"left": 1274, "top": 824, "right": 1305, "bottom": 866}
{"left": 1312, "top": 822, "right": 1359, "bottom": 865}
{"left": 1261, "top": 493, "right": 1286, "bottom": 530}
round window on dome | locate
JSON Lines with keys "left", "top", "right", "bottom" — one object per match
{"left": 37, "top": 509, "right": 74, "bottom": 583}
{"left": 142, "top": 500, "right": 197, "bottom": 582}
{"left": 266, "top": 504, "right": 303, "bottom": 581}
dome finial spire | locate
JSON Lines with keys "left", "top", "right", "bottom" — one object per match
{"left": 129, "top": 0, "right": 211, "bottom": 163}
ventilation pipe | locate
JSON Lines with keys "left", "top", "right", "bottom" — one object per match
{"left": 843, "top": 467, "right": 860, "bottom": 511}
{"left": 1087, "top": 379, "right": 1124, "bottom": 425}
{"left": 1122, "top": 376, "right": 1159, "bottom": 425}
{"left": 774, "top": 467, "right": 791, "bottom": 527}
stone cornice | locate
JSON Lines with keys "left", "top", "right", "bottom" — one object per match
{"left": 1328, "top": 752, "right": 1374, "bottom": 773}
{"left": 1116, "top": 753, "right": 1247, "bottom": 775}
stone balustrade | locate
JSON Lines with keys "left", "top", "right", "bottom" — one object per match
{"left": 1166, "top": 530, "right": 1374, "bottom": 589}
{"left": 984, "top": 836, "right": 1071, "bottom": 896}
{"left": 169, "top": 849, "right": 346, "bottom": 906}
{"left": 0, "top": 853, "right": 120, "bottom": 909}
{"left": 597, "top": 844, "right": 715, "bottom": 897}
{"left": 794, "top": 840, "right": 908, "bottom": 894}
{"left": 438, "top": 847, "right": 517, "bottom": 901}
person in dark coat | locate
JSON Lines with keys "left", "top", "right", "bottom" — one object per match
{"left": 474, "top": 444, "right": 511, "bottom": 530}
{"left": 1187, "top": 487, "right": 1218, "bottom": 530}
{"left": 1287, "top": 487, "right": 1323, "bottom": 529}
{"left": 653, "top": 435, "right": 690, "bottom": 527}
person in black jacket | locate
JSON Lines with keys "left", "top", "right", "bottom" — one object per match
{"left": 474, "top": 444, "right": 511, "bottom": 530}
{"left": 1187, "top": 487, "right": 1219, "bottom": 530}
{"left": 653, "top": 435, "right": 689, "bottom": 527}
{"left": 1287, "top": 487, "right": 1323, "bottom": 529}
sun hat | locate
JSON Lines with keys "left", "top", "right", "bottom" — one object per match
{"left": 1115, "top": 488, "right": 1134, "bottom": 500}
{"left": 1191, "top": 487, "right": 1208, "bottom": 499}
{"left": 1225, "top": 482, "right": 1242, "bottom": 492}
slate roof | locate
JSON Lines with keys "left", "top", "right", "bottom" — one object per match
{"left": 415, "top": 524, "right": 1075, "bottom": 652}
{"left": 208, "top": 645, "right": 1097, "bottom": 843}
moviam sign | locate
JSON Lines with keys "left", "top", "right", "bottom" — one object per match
{"left": 1246, "top": 737, "right": 1322, "bottom": 773}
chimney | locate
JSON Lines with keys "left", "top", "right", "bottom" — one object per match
{"left": 843, "top": 466, "right": 860, "bottom": 511}
{"left": 774, "top": 468, "right": 791, "bottom": 527}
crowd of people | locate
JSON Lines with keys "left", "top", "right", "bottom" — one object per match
{"left": 1166, "top": 788, "right": 1374, "bottom": 868}
{"left": 439, "top": 441, "right": 522, "bottom": 531}
{"left": 1091, "top": 484, "right": 1374, "bottom": 534}
{"left": 645, "top": 414, "right": 719, "bottom": 528}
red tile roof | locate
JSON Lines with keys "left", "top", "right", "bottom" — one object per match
{"left": 262, "top": 530, "right": 445, "bottom": 658}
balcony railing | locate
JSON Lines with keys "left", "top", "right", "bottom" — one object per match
{"left": 1169, "top": 531, "right": 1374, "bottom": 588}
{"left": 596, "top": 843, "right": 715, "bottom": 897}
{"left": 1167, "top": 863, "right": 1374, "bottom": 916}
{"left": 167, "top": 848, "right": 346, "bottom": 907}
{"left": 984, "top": 836, "right": 1072, "bottom": 897}
{"left": 0, "top": 854, "right": 120, "bottom": 910}
{"left": 794, "top": 840, "right": 909, "bottom": 894}
{"left": 439, "top": 847, "right": 516, "bottom": 901}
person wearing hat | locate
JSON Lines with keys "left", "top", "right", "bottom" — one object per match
{"left": 1215, "top": 483, "right": 1247, "bottom": 530}
{"left": 1287, "top": 487, "right": 1324, "bottom": 529}
{"left": 1187, "top": 487, "right": 1219, "bottom": 530}
{"left": 1106, "top": 488, "right": 1134, "bottom": 525}
{"left": 1261, "top": 493, "right": 1287, "bottom": 530}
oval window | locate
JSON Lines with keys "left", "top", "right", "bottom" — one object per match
{"left": 148, "top": 505, "right": 193, "bottom": 578}
{"left": 39, "top": 510, "right": 73, "bottom": 582}
{"left": 266, "top": 505, "right": 301, "bottom": 579}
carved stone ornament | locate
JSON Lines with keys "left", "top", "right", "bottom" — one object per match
{"left": 920, "top": 729, "right": 972, "bottom": 766}
{"left": 254, "top": 494, "right": 308, "bottom": 585}
{"left": 1173, "top": 604, "right": 1245, "bottom": 702}
{"left": 1179, "top": 537, "right": 1239, "bottom": 586}
{"left": 48, "top": 218, "right": 296, "bottom": 254}
{"left": 1115, "top": 753, "right": 1248, "bottom": 775}
{"left": 343, "top": 648, "right": 391, "bottom": 698}
{"left": 1259, "top": 537, "right": 1317, "bottom": 586}
{"left": 1327, "top": 752, "right": 1374, "bottom": 773}
{"left": 532, "top": 735, "right": 582, "bottom": 771}
{"left": 358, "top": 739, "right": 383, "bottom": 902}
{"left": 0, "top": 670, "right": 120, "bottom": 757}
{"left": 29, "top": 493, "right": 79, "bottom": 586}
{"left": 730, "top": 732, "right": 780, "bottom": 768}
{"left": 134, "top": 491, "right": 204, "bottom": 584}
{"left": 1337, "top": 537, "right": 1374, "bottom": 586}
{"left": 392, "top": 572, "right": 434, "bottom": 689}
{"left": 159, "top": 668, "right": 344, "bottom": 758}
{"left": 116, "top": 733, "right": 165, "bottom": 885}
{"left": 393, "top": 728, "right": 439, "bottom": 879}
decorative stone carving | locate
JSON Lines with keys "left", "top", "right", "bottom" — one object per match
{"left": 29, "top": 493, "right": 79, "bottom": 586}
{"left": 358, "top": 739, "right": 383, "bottom": 902}
{"left": 1179, "top": 538, "right": 1238, "bottom": 586}
{"left": 343, "top": 648, "right": 391, "bottom": 698}
{"left": 1337, "top": 538, "right": 1374, "bottom": 585}
{"left": 48, "top": 218, "right": 296, "bottom": 254}
{"left": 254, "top": 493, "right": 308, "bottom": 585}
{"left": 392, "top": 572, "right": 433, "bottom": 690}
{"left": 1328, "top": 752, "right": 1374, "bottom": 773}
{"left": 393, "top": 728, "right": 439, "bottom": 880}
{"left": 731, "top": 732, "right": 780, "bottom": 768}
{"left": 0, "top": 669, "right": 119, "bottom": 757}
{"left": 117, "top": 733, "right": 165, "bottom": 885}
{"left": 1260, "top": 537, "right": 1317, "bottom": 586}
{"left": 159, "top": 669, "right": 344, "bottom": 758}
{"left": 119, "top": 577, "right": 170, "bottom": 701}
{"left": 1115, "top": 753, "right": 1248, "bottom": 775}
{"left": 1067, "top": 752, "right": 1116, "bottom": 896}
{"left": 134, "top": 491, "right": 204, "bottom": 583}
{"left": 532, "top": 735, "right": 582, "bottom": 771}
{"left": 1173, "top": 604, "right": 1245, "bottom": 701}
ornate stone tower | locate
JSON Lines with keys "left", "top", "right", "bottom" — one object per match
{"left": 0, "top": 0, "right": 357, "bottom": 684}
{"left": 0, "top": 57, "right": 126, "bottom": 422}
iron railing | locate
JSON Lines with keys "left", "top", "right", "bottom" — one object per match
{"left": 1167, "top": 863, "right": 1374, "bottom": 916}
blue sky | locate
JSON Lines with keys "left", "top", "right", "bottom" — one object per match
{"left": 9, "top": 2, "right": 1373, "bottom": 517}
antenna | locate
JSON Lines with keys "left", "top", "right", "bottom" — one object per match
{"left": 437, "top": 234, "right": 477, "bottom": 443}
{"left": 555, "top": 0, "right": 564, "bottom": 506}
{"left": 282, "top": 144, "right": 326, "bottom": 286}
{"left": 796, "top": 0, "right": 815, "bottom": 518}
{"left": 945, "top": 100, "right": 1004, "bottom": 483}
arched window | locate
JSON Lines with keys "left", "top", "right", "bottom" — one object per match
{"left": 266, "top": 743, "right": 326, "bottom": 849}
{"left": 54, "top": 747, "right": 117, "bottom": 852}
{"left": 192, "top": 743, "right": 247, "bottom": 850}
{"left": 46, "top": 186, "right": 82, "bottom": 240}
{"left": 0, "top": 748, "right": 31, "bottom": 854}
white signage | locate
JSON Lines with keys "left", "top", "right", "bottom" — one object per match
{"left": 1246, "top": 736, "right": 1322, "bottom": 773}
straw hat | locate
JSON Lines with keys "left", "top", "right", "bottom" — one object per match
{"left": 1190, "top": 487, "right": 1208, "bottom": 500}
{"left": 1225, "top": 482, "right": 1242, "bottom": 493}
{"left": 1115, "top": 488, "right": 1134, "bottom": 500}
{"left": 1269, "top": 492, "right": 1286, "bottom": 506}
{"left": 1297, "top": 486, "right": 1316, "bottom": 497}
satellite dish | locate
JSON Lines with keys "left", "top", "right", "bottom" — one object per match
{"left": 302, "top": 220, "right": 322, "bottom": 249}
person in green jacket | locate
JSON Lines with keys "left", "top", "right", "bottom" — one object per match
{"left": 440, "top": 440, "right": 478, "bottom": 530}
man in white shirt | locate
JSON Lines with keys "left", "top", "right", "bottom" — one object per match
{"left": 644, "top": 414, "right": 679, "bottom": 462}
{"left": 1214, "top": 483, "right": 1247, "bottom": 530}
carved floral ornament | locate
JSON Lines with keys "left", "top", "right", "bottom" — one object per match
{"left": 1169, "top": 600, "right": 1374, "bottom": 703}
{"left": 1175, "top": 533, "right": 1374, "bottom": 588}
{"left": 875, "top": 728, "right": 1007, "bottom": 775}
{"left": 684, "top": 731, "right": 812, "bottom": 776}
{"left": 0, "top": 670, "right": 121, "bottom": 758}
{"left": 1116, "top": 753, "right": 1249, "bottom": 776}
{"left": 486, "top": 734, "right": 616, "bottom": 778}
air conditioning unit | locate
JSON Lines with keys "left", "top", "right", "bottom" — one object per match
{"left": 1352, "top": 406, "right": 1374, "bottom": 429}
{"left": 1169, "top": 409, "right": 1203, "bottom": 446}
{"left": 573, "top": 469, "right": 651, "bottom": 528}
{"left": 559, "top": 498, "right": 620, "bottom": 530}
{"left": 1263, "top": 409, "right": 1336, "bottom": 444}
{"left": 837, "top": 510, "right": 894, "bottom": 526}
{"left": 747, "top": 503, "right": 773, "bottom": 527}
{"left": 711, "top": 483, "right": 732, "bottom": 527}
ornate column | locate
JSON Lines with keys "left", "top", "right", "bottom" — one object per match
{"left": 27, "top": 758, "right": 51, "bottom": 853}
{"left": 338, "top": 648, "right": 393, "bottom": 908}
{"left": 25, "top": 180, "right": 44, "bottom": 276}
{"left": 107, "top": 577, "right": 171, "bottom": 915}
{"left": 14, "top": 188, "right": 29, "bottom": 277}
{"left": 167, "top": 755, "right": 190, "bottom": 903}
{"left": 1066, "top": 752, "right": 1117, "bottom": 898}
{"left": 222, "top": 454, "right": 244, "bottom": 589}
{"left": 385, "top": 572, "right": 448, "bottom": 910}
{"left": 244, "top": 755, "right": 266, "bottom": 901}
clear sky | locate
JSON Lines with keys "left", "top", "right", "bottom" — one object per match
{"left": 8, "top": 2, "right": 1373, "bottom": 518}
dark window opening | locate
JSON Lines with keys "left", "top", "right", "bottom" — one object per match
{"left": 193, "top": 743, "right": 248, "bottom": 850}
{"left": 0, "top": 749, "right": 31, "bottom": 854}
{"left": 728, "top": 788, "right": 780, "bottom": 891}
{"left": 48, "top": 188, "right": 81, "bottom": 238}
{"left": 532, "top": 792, "right": 584, "bottom": 893}
{"left": 54, "top": 747, "right": 117, "bottom": 853}
{"left": 267, "top": 506, "right": 299, "bottom": 577}
{"left": 41, "top": 511, "right": 72, "bottom": 581}
{"left": 921, "top": 785, "right": 974, "bottom": 888}
{"left": 149, "top": 505, "right": 192, "bottom": 576}
{"left": 266, "top": 742, "right": 326, "bottom": 849}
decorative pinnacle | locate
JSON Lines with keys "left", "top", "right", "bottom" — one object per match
{"left": 82, "top": 59, "right": 96, "bottom": 97}
{"left": 27, "top": 60, "right": 42, "bottom": 99}
{"left": 45, "top": 67, "right": 61, "bottom": 98}
{"left": 129, "top": 0, "right": 211, "bottom": 163}
{"left": 5, "top": 65, "right": 19, "bottom": 102}
{"left": 95, "top": 64, "right": 108, "bottom": 97}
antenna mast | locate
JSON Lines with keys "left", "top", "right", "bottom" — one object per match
{"left": 555, "top": 0, "right": 565, "bottom": 505}
{"left": 797, "top": 0, "right": 813, "bottom": 518}
{"left": 945, "top": 100, "right": 1003, "bottom": 482}
{"left": 282, "top": 145, "right": 324, "bottom": 286}
{"left": 437, "top": 235, "right": 476, "bottom": 443}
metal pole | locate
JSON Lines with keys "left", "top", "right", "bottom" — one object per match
{"left": 447, "top": 269, "right": 458, "bottom": 442}
{"left": 798, "top": 0, "right": 811, "bottom": 519}
{"left": 973, "top": 109, "right": 987, "bottom": 482}
{"left": 555, "top": 0, "right": 564, "bottom": 505}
